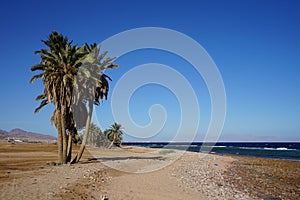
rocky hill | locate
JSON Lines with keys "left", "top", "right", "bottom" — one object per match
{"left": 0, "top": 128, "right": 56, "bottom": 143}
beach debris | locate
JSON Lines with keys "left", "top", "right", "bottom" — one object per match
{"left": 173, "top": 154, "right": 253, "bottom": 199}
{"left": 100, "top": 195, "right": 109, "bottom": 200}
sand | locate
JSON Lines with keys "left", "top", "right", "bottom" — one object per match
{"left": 0, "top": 142, "right": 299, "bottom": 199}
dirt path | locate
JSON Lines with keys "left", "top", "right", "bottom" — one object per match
{"left": 98, "top": 151, "right": 206, "bottom": 200}
{"left": 102, "top": 167, "right": 204, "bottom": 200}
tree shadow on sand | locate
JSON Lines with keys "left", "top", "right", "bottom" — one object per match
{"left": 87, "top": 156, "right": 165, "bottom": 162}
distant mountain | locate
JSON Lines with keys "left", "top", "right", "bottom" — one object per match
{"left": 0, "top": 130, "right": 7, "bottom": 140}
{"left": 0, "top": 128, "right": 56, "bottom": 142}
{"left": 0, "top": 129, "right": 8, "bottom": 134}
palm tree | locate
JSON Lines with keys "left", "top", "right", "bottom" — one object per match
{"left": 86, "top": 123, "right": 110, "bottom": 147}
{"left": 30, "top": 32, "right": 117, "bottom": 164}
{"left": 105, "top": 123, "right": 124, "bottom": 148}
{"left": 30, "top": 31, "right": 86, "bottom": 164}
{"left": 71, "top": 43, "right": 118, "bottom": 163}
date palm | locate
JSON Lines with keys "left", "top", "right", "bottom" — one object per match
{"left": 71, "top": 43, "right": 118, "bottom": 163}
{"left": 105, "top": 123, "right": 123, "bottom": 148}
{"left": 30, "top": 31, "right": 87, "bottom": 164}
{"left": 31, "top": 32, "right": 117, "bottom": 164}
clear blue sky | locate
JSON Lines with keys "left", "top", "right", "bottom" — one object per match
{"left": 0, "top": 0, "right": 299, "bottom": 142}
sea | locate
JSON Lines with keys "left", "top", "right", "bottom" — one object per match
{"left": 123, "top": 142, "right": 300, "bottom": 161}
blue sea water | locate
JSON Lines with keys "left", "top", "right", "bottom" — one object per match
{"left": 123, "top": 142, "right": 300, "bottom": 161}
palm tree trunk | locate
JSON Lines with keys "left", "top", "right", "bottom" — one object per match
{"left": 66, "top": 130, "right": 73, "bottom": 163}
{"left": 56, "top": 110, "right": 64, "bottom": 164}
{"left": 108, "top": 140, "right": 114, "bottom": 149}
{"left": 61, "top": 108, "right": 68, "bottom": 164}
{"left": 108, "top": 132, "right": 117, "bottom": 149}
{"left": 62, "top": 132, "right": 68, "bottom": 164}
{"left": 71, "top": 100, "right": 93, "bottom": 163}
{"left": 65, "top": 86, "right": 73, "bottom": 163}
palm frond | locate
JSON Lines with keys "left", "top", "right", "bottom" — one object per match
{"left": 30, "top": 73, "right": 44, "bottom": 83}
{"left": 34, "top": 100, "right": 48, "bottom": 113}
{"left": 30, "top": 63, "right": 46, "bottom": 71}
{"left": 97, "top": 51, "right": 108, "bottom": 62}
{"left": 35, "top": 94, "right": 46, "bottom": 101}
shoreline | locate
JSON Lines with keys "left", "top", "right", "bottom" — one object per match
{"left": 122, "top": 142, "right": 300, "bottom": 162}
{"left": 228, "top": 154, "right": 300, "bottom": 162}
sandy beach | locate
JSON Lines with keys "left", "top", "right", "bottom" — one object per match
{"left": 0, "top": 142, "right": 299, "bottom": 200}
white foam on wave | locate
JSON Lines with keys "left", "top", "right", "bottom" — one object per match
{"left": 263, "top": 147, "right": 296, "bottom": 151}
{"left": 239, "top": 147, "right": 263, "bottom": 150}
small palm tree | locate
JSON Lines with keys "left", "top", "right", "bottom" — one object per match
{"left": 105, "top": 123, "right": 123, "bottom": 148}
{"left": 86, "top": 123, "right": 110, "bottom": 147}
